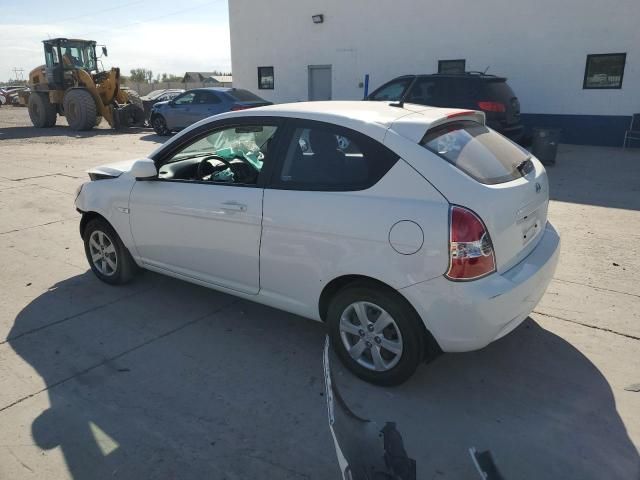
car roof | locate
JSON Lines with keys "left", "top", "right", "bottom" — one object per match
{"left": 152, "top": 101, "right": 485, "bottom": 157}
{"left": 382, "top": 72, "right": 507, "bottom": 82}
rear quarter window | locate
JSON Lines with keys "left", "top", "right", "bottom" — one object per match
{"left": 420, "top": 120, "right": 529, "bottom": 185}
{"left": 227, "top": 89, "right": 265, "bottom": 102}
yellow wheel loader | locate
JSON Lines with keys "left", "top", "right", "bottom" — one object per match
{"left": 23, "top": 38, "right": 144, "bottom": 131}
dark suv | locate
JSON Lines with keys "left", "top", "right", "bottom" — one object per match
{"left": 368, "top": 73, "right": 524, "bottom": 142}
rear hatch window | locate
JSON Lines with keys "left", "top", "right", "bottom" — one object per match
{"left": 420, "top": 120, "right": 530, "bottom": 185}
{"left": 227, "top": 89, "right": 267, "bottom": 103}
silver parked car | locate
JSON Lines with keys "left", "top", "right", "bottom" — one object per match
{"left": 149, "top": 87, "right": 271, "bottom": 135}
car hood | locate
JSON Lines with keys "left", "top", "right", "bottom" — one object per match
{"left": 152, "top": 100, "right": 169, "bottom": 108}
{"left": 87, "top": 158, "right": 146, "bottom": 178}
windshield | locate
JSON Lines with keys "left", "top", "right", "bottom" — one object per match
{"left": 420, "top": 120, "right": 529, "bottom": 184}
{"left": 61, "top": 42, "right": 96, "bottom": 71}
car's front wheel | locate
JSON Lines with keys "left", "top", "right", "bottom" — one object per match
{"left": 83, "top": 218, "right": 137, "bottom": 285}
{"left": 327, "top": 282, "right": 433, "bottom": 386}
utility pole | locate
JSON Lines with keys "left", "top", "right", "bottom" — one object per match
{"left": 12, "top": 68, "right": 25, "bottom": 82}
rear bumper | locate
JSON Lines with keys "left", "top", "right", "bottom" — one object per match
{"left": 400, "top": 221, "right": 560, "bottom": 352}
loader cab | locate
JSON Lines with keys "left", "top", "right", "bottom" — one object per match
{"left": 43, "top": 38, "right": 98, "bottom": 88}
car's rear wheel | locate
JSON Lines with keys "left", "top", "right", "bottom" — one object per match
{"left": 83, "top": 218, "right": 137, "bottom": 285}
{"left": 151, "top": 114, "right": 170, "bottom": 135}
{"left": 327, "top": 282, "right": 430, "bottom": 386}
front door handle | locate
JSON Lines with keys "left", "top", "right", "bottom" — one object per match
{"left": 221, "top": 201, "right": 247, "bottom": 212}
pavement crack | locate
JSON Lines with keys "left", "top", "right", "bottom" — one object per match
{"left": 0, "top": 217, "right": 78, "bottom": 235}
{"left": 533, "top": 310, "right": 640, "bottom": 341}
{"left": 0, "top": 300, "right": 239, "bottom": 414}
{"left": 6, "top": 447, "right": 34, "bottom": 473}
{"left": 553, "top": 277, "right": 640, "bottom": 299}
{"left": 11, "top": 173, "right": 81, "bottom": 181}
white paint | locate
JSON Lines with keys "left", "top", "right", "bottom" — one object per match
{"left": 229, "top": 0, "right": 639, "bottom": 116}
{"left": 76, "top": 102, "right": 560, "bottom": 361}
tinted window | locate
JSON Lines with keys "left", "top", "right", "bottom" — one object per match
{"left": 195, "top": 91, "right": 221, "bottom": 104}
{"left": 227, "top": 89, "right": 265, "bottom": 102}
{"left": 405, "top": 79, "right": 440, "bottom": 105}
{"left": 420, "top": 120, "right": 529, "bottom": 185}
{"left": 482, "top": 80, "right": 516, "bottom": 101}
{"left": 275, "top": 122, "right": 398, "bottom": 191}
{"left": 369, "top": 79, "right": 412, "bottom": 101}
{"left": 173, "top": 92, "right": 196, "bottom": 105}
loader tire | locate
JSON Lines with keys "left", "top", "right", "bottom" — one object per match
{"left": 28, "top": 93, "right": 57, "bottom": 128}
{"left": 63, "top": 89, "right": 97, "bottom": 131}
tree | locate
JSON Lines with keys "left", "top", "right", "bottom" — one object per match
{"left": 129, "top": 68, "right": 153, "bottom": 83}
{"left": 160, "top": 73, "right": 182, "bottom": 82}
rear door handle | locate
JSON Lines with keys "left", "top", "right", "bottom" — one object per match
{"left": 221, "top": 201, "right": 247, "bottom": 212}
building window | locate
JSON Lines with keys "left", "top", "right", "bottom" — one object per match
{"left": 583, "top": 53, "right": 626, "bottom": 89}
{"left": 258, "top": 66, "right": 274, "bottom": 89}
{"left": 438, "top": 59, "right": 466, "bottom": 74}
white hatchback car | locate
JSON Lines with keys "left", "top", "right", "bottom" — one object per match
{"left": 76, "top": 101, "right": 560, "bottom": 385}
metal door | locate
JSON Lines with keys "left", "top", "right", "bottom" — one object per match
{"left": 308, "top": 65, "right": 332, "bottom": 101}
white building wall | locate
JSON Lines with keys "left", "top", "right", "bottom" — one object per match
{"left": 229, "top": 0, "right": 639, "bottom": 117}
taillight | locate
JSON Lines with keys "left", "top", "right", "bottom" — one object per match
{"left": 446, "top": 205, "right": 496, "bottom": 281}
{"left": 477, "top": 101, "right": 506, "bottom": 112}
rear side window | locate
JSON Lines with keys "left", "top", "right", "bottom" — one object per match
{"left": 369, "top": 78, "right": 412, "bottom": 101}
{"left": 195, "top": 91, "right": 221, "bottom": 104}
{"left": 420, "top": 120, "right": 529, "bottom": 185}
{"left": 274, "top": 121, "right": 399, "bottom": 191}
{"left": 227, "top": 89, "right": 264, "bottom": 102}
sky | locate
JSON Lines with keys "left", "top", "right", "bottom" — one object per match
{"left": 0, "top": 0, "right": 231, "bottom": 82}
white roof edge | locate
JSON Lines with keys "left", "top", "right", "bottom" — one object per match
{"left": 150, "top": 101, "right": 486, "bottom": 156}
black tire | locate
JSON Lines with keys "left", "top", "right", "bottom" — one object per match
{"left": 28, "top": 92, "right": 57, "bottom": 128}
{"left": 63, "top": 89, "right": 96, "bottom": 131}
{"left": 83, "top": 218, "right": 137, "bottom": 285}
{"left": 327, "top": 282, "right": 434, "bottom": 386}
{"left": 151, "top": 114, "right": 170, "bottom": 135}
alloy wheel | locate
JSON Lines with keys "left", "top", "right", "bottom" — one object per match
{"left": 338, "top": 301, "right": 403, "bottom": 372}
{"left": 88, "top": 230, "right": 118, "bottom": 276}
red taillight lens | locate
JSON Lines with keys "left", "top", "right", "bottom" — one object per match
{"left": 477, "top": 101, "right": 506, "bottom": 112}
{"left": 231, "top": 105, "right": 251, "bottom": 111}
{"left": 446, "top": 205, "right": 496, "bottom": 281}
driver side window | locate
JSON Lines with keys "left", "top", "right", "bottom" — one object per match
{"left": 174, "top": 92, "right": 196, "bottom": 105}
{"left": 157, "top": 123, "right": 279, "bottom": 186}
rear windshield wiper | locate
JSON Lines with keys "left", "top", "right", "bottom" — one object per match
{"left": 515, "top": 156, "right": 534, "bottom": 176}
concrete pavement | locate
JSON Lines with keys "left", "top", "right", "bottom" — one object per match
{"left": 0, "top": 108, "right": 638, "bottom": 479}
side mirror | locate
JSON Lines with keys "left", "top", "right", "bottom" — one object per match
{"left": 129, "top": 159, "right": 157, "bottom": 179}
{"left": 168, "top": 100, "right": 175, "bottom": 107}
{"left": 102, "top": 46, "right": 108, "bottom": 57}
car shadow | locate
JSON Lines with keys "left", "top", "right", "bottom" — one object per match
{"left": 0, "top": 125, "right": 152, "bottom": 140}
{"left": 138, "top": 133, "right": 171, "bottom": 144}
{"left": 5, "top": 272, "right": 339, "bottom": 479}
{"left": 332, "top": 318, "right": 640, "bottom": 479}
{"left": 4, "top": 273, "right": 639, "bottom": 479}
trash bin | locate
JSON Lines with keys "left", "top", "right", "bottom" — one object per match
{"left": 531, "top": 128, "right": 561, "bottom": 165}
